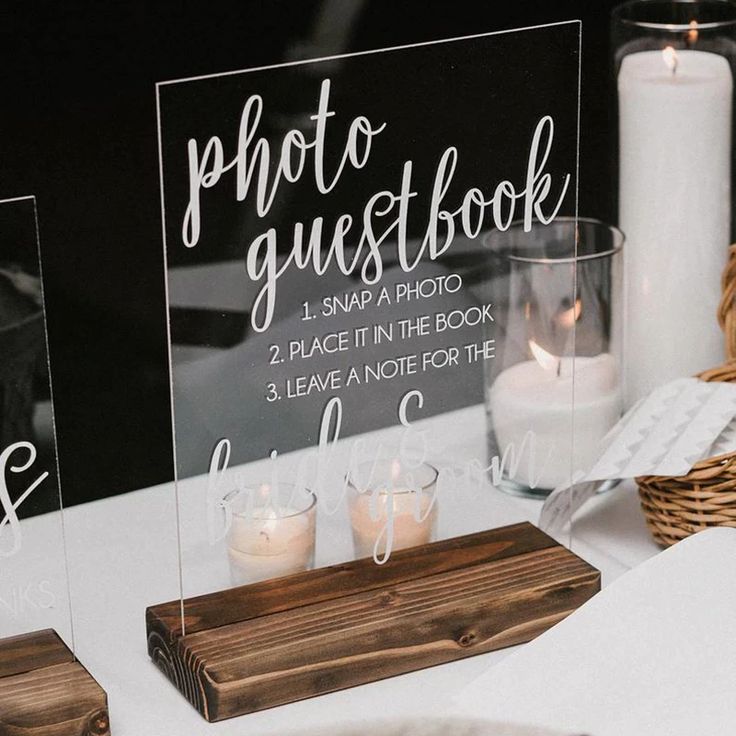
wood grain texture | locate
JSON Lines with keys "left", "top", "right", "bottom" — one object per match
{"left": 148, "top": 521, "right": 556, "bottom": 640}
{"left": 0, "top": 631, "right": 72, "bottom": 680}
{"left": 146, "top": 522, "right": 600, "bottom": 722}
{"left": 0, "top": 630, "right": 110, "bottom": 736}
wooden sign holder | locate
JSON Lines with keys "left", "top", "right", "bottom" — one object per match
{"left": 146, "top": 521, "right": 600, "bottom": 722}
{"left": 0, "top": 629, "right": 110, "bottom": 735}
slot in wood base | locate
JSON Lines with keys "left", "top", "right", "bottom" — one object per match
{"left": 146, "top": 522, "right": 600, "bottom": 722}
{"left": 0, "top": 629, "right": 110, "bottom": 735}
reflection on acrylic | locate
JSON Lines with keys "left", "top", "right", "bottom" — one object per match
{"left": 158, "top": 25, "right": 582, "bottom": 599}
{"left": 0, "top": 196, "right": 72, "bottom": 644}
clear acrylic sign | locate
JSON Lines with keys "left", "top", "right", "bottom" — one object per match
{"left": 157, "top": 24, "right": 582, "bottom": 619}
{"left": 0, "top": 196, "right": 73, "bottom": 649}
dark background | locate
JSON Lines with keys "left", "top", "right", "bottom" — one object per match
{"left": 0, "top": 0, "right": 619, "bottom": 505}
{"left": 159, "top": 24, "right": 579, "bottom": 477}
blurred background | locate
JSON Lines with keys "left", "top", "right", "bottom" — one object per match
{"left": 0, "top": 0, "right": 619, "bottom": 505}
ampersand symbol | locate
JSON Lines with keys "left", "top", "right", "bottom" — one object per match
{"left": 0, "top": 441, "right": 48, "bottom": 558}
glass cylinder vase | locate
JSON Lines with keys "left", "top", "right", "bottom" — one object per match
{"left": 612, "top": 0, "right": 736, "bottom": 407}
{"left": 484, "top": 217, "right": 624, "bottom": 498}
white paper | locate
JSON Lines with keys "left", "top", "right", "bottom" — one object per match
{"left": 587, "top": 378, "right": 736, "bottom": 480}
{"left": 540, "top": 378, "right": 736, "bottom": 534}
{"left": 452, "top": 528, "right": 736, "bottom": 735}
{"left": 706, "top": 416, "right": 736, "bottom": 459}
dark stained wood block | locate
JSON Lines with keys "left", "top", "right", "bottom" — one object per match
{"left": 147, "top": 522, "right": 600, "bottom": 722}
{"left": 0, "top": 630, "right": 110, "bottom": 736}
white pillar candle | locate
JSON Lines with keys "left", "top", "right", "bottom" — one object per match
{"left": 618, "top": 48, "right": 732, "bottom": 407}
{"left": 490, "top": 349, "right": 622, "bottom": 489}
{"left": 349, "top": 489, "right": 437, "bottom": 559}
{"left": 226, "top": 504, "right": 315, "bottom": 585}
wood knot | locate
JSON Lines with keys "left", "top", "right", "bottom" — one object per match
{"left": 457, "top": 631, "right": 476, "bottom": 648}
{"left": 379, "top": 591, "right": 398, "bottom": 606}
{"left": 86, "top": 708, "right": 110, "bottom": 736}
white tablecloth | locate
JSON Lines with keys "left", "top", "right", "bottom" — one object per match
{"left": 55, "top": 473, "right": 658, "bottom": 736}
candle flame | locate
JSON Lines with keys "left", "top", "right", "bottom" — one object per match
{"left": 687, "top": 19, "right": 699, "bottom": 45}
{"left": 663, "top": 46, "right": 678, "bottom": 75}
{"left": 558, "top": 298, "right": 582, "bottom": 329}
{"left": 529, "top": 340, "right": 561, "bottom": 375}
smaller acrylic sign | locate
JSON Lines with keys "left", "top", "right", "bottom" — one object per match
{"left": 0, "top": 196, "right": 73, "bottom": 650}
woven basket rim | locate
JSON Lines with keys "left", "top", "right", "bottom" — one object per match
{"left": 637, "top": 355, "right": 736, "bottom": 546}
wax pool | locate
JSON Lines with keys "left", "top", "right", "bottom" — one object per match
{"left": 226, "top": 505, "right": 315, "bottom": 585}
{"left": 489, "top": 353, "right": 622, "bottom": 489}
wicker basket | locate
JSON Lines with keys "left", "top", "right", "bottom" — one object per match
{"left": 636, "top": 245, "right": 736, "bottom": 547}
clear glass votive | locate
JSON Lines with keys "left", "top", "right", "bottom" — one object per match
{"left": 484, "top": 217, "right": 624, "bottom": 498}
{"left": 223, "top": 482, "right": 316, "bottom": 585}
{"left": 347, "top": 458, "right": 439, "bottom": 561}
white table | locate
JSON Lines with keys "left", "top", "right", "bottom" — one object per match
{"left": 3, "top": 263, "right": 664, "bottom": 732}
{"left": 56, "top": 470, "right": 659, "bottom": 736}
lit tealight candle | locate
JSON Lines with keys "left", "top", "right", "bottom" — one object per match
{"left": 225, "top": 483, "right": 316, "bottom": 585}
{"left": 347, "top": 459, "right": 438, "bottom": 562}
